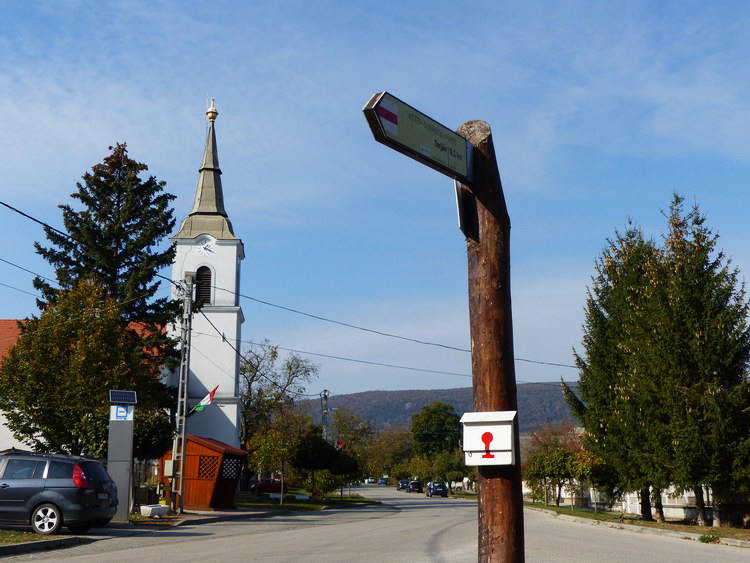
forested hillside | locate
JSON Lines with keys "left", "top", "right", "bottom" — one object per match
{"left": 301, "top": 382, "right": 575, "bottom": 432}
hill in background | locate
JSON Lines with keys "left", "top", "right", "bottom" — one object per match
{"left": 301, "top": 382, "right": 576, "bottom": 433}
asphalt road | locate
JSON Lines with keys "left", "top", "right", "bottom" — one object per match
{"left": 3, "top": 485, "right": 749, "bottom": 562}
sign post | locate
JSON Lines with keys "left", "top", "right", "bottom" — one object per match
{"left": 364, "top": 95, "right": 524, "bottom": 562}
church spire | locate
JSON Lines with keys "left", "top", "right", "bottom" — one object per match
{"left": 174, "top": 99, "right": 237, "bottom": 239}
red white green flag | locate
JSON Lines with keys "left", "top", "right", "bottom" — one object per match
{"left": 192, "top": 385, "right": 218, "bottom": 413}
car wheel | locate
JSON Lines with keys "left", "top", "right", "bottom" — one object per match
{"left": 31, "top": 503, "right": 63, "bottom": 535}
{"left": 67, "top": 523, "right": 92, "bottom": 534}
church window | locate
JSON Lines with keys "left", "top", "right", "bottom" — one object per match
{"left": 196, "top": 266, "right": 212, "bottom": 305}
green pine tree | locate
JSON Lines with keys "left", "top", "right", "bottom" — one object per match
{"left": 565, "top": 223, "right": 667, "bottom": 519}
{"left": 653, "top": 195, "right": 750, "bottom": 526}
{"left": 33, "top": 143, "right": 178, "bottom": 329}
{"left": 566, "top": 194, "right": 750, "bottom": 525}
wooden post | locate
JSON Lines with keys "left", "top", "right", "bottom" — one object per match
{"left": 456, "top": 120, "right": 524, "bottom": 562}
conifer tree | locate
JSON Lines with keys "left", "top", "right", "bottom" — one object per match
{"left": 566, "top": 195, "right": 750, "bottom": 525}
{"left": 652, "top": 195, "right": 750, "bottom": 526}
{"left": 564, "top": 225, "right": 667, "bottom": 519}
{"left": 33, "top": 143, "right": 178, "bottom": 328}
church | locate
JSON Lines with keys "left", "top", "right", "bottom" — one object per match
{"left": 0, "top": 101, "right": 245, "bottom": 451}
{"left": 164, "top": 100, "right": 245, "bottom": 449}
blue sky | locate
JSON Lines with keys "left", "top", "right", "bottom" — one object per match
{"left": 2, "top": 1, "right": 750, "bottom": 396}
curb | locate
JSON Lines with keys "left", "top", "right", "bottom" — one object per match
{"left": 529, "top": 506, "right": 750, "bottom": 549}
{"left": 172, "top": 510, "right": 278, "bottom": 526}
{"left": 0, "top": 536, "right": 89, "bottom": 557}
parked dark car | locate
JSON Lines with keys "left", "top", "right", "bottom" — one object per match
{"left": 249, "top": 478, "right": 288, "bottom": 494}
{"left": 426, "top": 481, "right": 448, "bottom": 497}
{"left": 406, "top": 480, "right": 423, "bottom": 493}
{"left": 0, "top": 451, "right": 117, "bottom": 534}
{"left": 396, "top": 479, "right": 409, "bottom": 490}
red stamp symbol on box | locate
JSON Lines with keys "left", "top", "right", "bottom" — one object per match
{"left": 481, "top": 431, "right": 495, "bottom": 458}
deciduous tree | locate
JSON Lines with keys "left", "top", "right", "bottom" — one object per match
{"left": 411, "top": 401, "right": 460, "bottom": 456}
{"left": 239, "top": 340, "right": 319, "bottom": 448}
{"left": 0, "top": 280, "right": 172, "bottom": 458}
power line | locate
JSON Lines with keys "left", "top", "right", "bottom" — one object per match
{"left": 214, "top": 286, "right": 471, "bottom": 353}
{"left": 192, "top": 329, "right": 473, "bottom": 378}
{"left": 0, "top": 253, "right": 579, "bottom": 381}
{"left": 0, "top": 201, "right": 578, "bottom": 371}
{"left": 0, "top": 258, "right": 58, "bottom": 286}
{"left": 195, "top": 311, "right": 319, "bottom": 398}
{"left": 213, "top": 285, "right": 577, "bottom": 368}
{"left": 0, "top": 281, "right": 39, "bottom": 298}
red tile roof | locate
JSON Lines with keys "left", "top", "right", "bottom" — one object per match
{"left": 0, "top": 319, "right": 161, "bottom": 362}
{"left": 0, "top": 320, "right": 22, "bottom": 361}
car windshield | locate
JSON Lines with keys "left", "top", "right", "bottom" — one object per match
{"left": 433, "top": 482, "right": 445, "bottom": 487}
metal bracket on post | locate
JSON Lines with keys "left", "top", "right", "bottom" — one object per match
{"left": 171, "top": 272, "right": 194, "bottom": 514}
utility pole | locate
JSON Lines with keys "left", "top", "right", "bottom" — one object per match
{"left": 321, "top": 389, "right": 330, "bottom": 440}
{"left": 171, "top": 272, "right": 194, "bottom": 514}
{"left": 456, "top": 120, "right": 524, "bottom": 562}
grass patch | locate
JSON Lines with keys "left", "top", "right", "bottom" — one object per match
{"left": 525, "top": 502, "right": 750, "bottom": 542}
{"left": 0, "top": 529, "right": 49, "bottom": 544}
{"left": 235, "top": 492, "right": 377, "bottom": 512}
{"left": 450, "top": 491, "right": 478, "bottom": 499}
{"left": 698, "top": 530, "right": 721, "bottom": 544}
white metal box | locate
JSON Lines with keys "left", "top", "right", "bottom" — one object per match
{"left": 459, "top": 411, "right": 516, "bottom": 466}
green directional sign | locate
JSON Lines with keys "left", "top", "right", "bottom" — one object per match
{"left": 363, "top": 92, "right": 474, "bottom": 185}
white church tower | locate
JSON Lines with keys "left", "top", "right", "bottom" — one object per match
{"left": 169, "top": 100, "right": 244, "bottom": 448}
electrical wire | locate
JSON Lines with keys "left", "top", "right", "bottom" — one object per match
{"left": 0, "top": 254, "right": 578, "bottom": 383}
{"left": 0, "top": 200, "right": 578, "bottom": 372}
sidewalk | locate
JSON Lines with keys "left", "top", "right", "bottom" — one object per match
{"left": 529, "top": 506, "right": 750, "bottom": 549}
{"left": 0, "top": 507, "right": 276, "bottom": 557}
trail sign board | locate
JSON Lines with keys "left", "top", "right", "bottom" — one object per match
{"left": 363, "top": 92, "right": 474, "bottom": 185}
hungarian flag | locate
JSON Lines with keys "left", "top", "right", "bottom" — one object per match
{"left": 192, "top": 385, "right": 218, "bottom": 413}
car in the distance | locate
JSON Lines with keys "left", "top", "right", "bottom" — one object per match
{"left": 364, "top": 477, "right": 376, "bottom": 484}
{"left": 405, "top": 480, "right": 423, "bottom": 493}
{"left": 0, "top": 451, "right": 117, "bottom": 534}
{"left": 426, "top": 481, "right": 448, "bottom": 497}
{"left": 249, "top": 478, "right": 288, "bottom": 494}
{"left": 396, "top": 479, "right": 409, "bottom": 490}
{"left": 377, "top": 477, "right": 388, "bottom": 485}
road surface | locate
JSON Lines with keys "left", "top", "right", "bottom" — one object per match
{"left": 4, "top": 485, "right": 748, "bottom": 562}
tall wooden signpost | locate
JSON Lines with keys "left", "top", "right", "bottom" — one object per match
{"left": 364, "top": 92, "right": 524, "bottom": 562}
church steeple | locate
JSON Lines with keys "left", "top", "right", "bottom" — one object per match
{"left": 167, "top": 99, "right": 245, "bottom": 449}
{"left": 174, "top": 99, "right": 237, "bottom": 239}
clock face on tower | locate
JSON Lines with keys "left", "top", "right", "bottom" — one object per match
{"left": 196, "top": 238, "right": 214, "bottom": 256}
